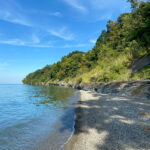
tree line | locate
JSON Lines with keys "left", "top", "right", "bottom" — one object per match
{"left": 23, "top": 1, "right": 150, "bottom": 84}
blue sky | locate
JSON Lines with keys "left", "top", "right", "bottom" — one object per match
{"left": 0, "top": 0, "right": 131, "bottom": 84}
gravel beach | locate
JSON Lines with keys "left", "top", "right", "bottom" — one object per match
{"left": 65, "top": 90, "right": 150, "bottom": 150}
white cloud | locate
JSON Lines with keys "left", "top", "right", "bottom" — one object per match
{"left": 63, "top": 43, "right": 89, "bottom": 48}
{"left": 0, "top": 0, "right": 32, "bottom": 26}
{"left": 30, "top": 44, "right": 53, "bottom": 48}
{"left": 0, "top": 12, "right": 31, "bottom": 26}
{"left": 63, "top": 0, "right": 88, "bottom": 13}
{"left": 89, "top": 39, "right": 96, "bottom": 44}
{"left": 32, "top": 35, "right": 40, "bottom": 44}
{"left": 98, "top": 13, "right": 113, "bottom": 21}
{"left": 48, "top": 27, "right": 74, "bottom": 41}
{"left": 0, "top": 39, "right": 25, "bottom": 46}
{"left": 0, "top": 38, "right": 53, "bottom": 48}
{"left": 0, "top": 37, "right": 90, "bottom": 49}
{"left": 50, "top": 12, "right": 62, "bottom": 17}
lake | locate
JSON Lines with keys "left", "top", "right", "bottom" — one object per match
{"left": 0, "top": 84, "right": 78, "bottom": 150}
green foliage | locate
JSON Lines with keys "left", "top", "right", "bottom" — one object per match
{"left": 132, "top": 66, "right": 150, "bottom": 80}
{"left": 127, "top": 0, "right": 141, "bottom": 9}
{"left": 76, "top": 78, "right": 82, "bottom": 84}
{"left": 23, "top": 1, "right": 150, "bottom": 85}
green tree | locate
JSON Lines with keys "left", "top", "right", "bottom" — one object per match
{"left": 23, "top": 1, "right": 150, "bottom": 84}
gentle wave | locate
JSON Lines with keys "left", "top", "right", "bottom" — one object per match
{"left": 0, "top": 84, "right": 77, "bottom": 150}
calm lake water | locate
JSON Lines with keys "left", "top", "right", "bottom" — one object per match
{"left": 0, "top": 84, "right": 78, "bottom": 150}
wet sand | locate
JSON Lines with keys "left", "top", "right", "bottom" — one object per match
{"left": 65, "top": 90, "right": 150, "bottom": 150}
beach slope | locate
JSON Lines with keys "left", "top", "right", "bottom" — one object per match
{"left": 65, "top": 90, "right": 150, "bottom": 150}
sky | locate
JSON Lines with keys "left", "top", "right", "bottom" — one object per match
{"left": 0, "top": 0, "right": 131, "bottom": 84}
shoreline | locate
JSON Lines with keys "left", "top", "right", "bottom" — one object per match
{"left": 24, "top": 80, "right": 150, "bottom": 149}
{"left": 65, "top": 89, "right": 150, "bottom": 150}
{"left": 26, "top": 80, "right": 150, "bottom": 98}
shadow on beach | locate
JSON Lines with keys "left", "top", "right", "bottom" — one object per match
{"left": 63, "top": 90, "right": 150, "bottom": 150}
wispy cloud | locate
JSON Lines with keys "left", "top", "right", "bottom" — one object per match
{"left": 0, "top": 38, "right": 53, "bottom": 48}
{"left": 0, "top": 0, "right": 32, "bottom": 26}
{"left": 0, "top": 38, "right": 89, "bottom": 49}
{"left": 49, "top": 12, "right": 62, "bottom": 17}
{"left": 62, "top": 43, "right": 89, "bottom": 48}
{"left": 63, "top": 0, "right": 88, "bottom": 13}
{"left": 89, "top": 39, "right": 96, "bottom": 44}
{"left": 0, "top": 11, "right": 31, "bottom": 26}
{"left": 48, "top": 27, "right": 74, "bottom": 41}
{"left": 0, "top": 0, "right": 74, "bottom": 42}
{"left": 32, "top": 35, "right": 40, "bottom": 44}
{"left": 29, "top": 44, "right": 53, "bottom": 48}
{"left": 0, "top": 39, "right": 25, "bottom": 46}
{"left": 97, "top": 13, "right": 113, "bottom": 21}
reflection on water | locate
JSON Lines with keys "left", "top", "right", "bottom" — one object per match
{"left": 0, "top": 84, "right": 76, "bottom": 150}
{"left": 31, "top": 85, "right": 74, "bottom": 108}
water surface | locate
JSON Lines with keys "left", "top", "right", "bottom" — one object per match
{"left": 0, "top": 84, "right": 77, "bottom": 150}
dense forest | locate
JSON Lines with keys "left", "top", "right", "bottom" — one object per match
{"left": 23, "top": 0, "right": 150, "bottom": 85}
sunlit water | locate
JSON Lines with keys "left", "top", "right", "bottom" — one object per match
{"left": 0, "top": 84, "right": 78, "bottom": 150}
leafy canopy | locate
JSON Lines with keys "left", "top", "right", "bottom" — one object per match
{"left": 23, "top": 1, "right": 150, "bottom": 84}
